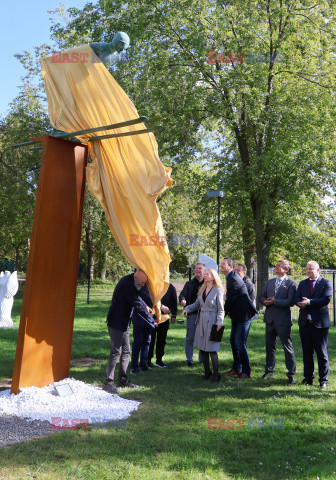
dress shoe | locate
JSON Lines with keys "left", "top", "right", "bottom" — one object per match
{"left": 237, "top": 372, "right": 251, "bottom": 380}
{"left": 224, "top": 369, "right": 241, "bottom": 376}
{"left": 288, "top": 377, "right": 296, "bottom": 385}
{"left": 119, "top": 380, "right": 139, "bottom": 388}
{"left": 203, "top": 370, "right": 212, "bottom": 380}
{"left": 301, "top": 379, "right": 313, "bottom": 385}
{"left": 261, "top": 372, "right": 273, "bottom": 380}
{"left": 141, "top": 365, "right": 151, "bottom": 372}
{"left": 187, "top": 362, "right": 194, "bottom": 367}
{"left": 131, "top": 367, "right": 141, "bottom": 375}
{"left": 211, "top": 373, "right": 221, "bottom": 383}
{"left": 102, "top": 382, "right": 119, "bottom": 394}
{"left": 320, "top": 382, "right": 327, "bottom": 390}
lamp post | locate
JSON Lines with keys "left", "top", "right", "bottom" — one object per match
{"left": 206, "top": 190, "right": 224, "bottom": 270}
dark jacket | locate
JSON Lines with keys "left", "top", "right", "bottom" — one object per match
{"left": 243, "top": 275, "right": 256, "bottom": 303}
{"left": 294, "top": 276, "right": 332, "bottom": 328}
{"left": 225, "top": 270, "right": 257, "bottom": 323}
{"left": 161, "top": 283, "right": 178, "bottom": 316}
{"left": 107, "top": 274, "right": 153, "bottom": 331}
{"left": 131, "top": 285, "right": 155, "bottom": 327}
{"left": 260, "top": 277, "right": 297, "bottom": 327}
{"left": 179, "top": 277, "right": 204, "bottom": 309}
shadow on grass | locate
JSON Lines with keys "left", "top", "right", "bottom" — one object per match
{"left": 1, "top": 294, "right": 336, "bottom": 479}
{"left": 0, "top": 328, "right": 19, "bottom": 380}
{"left": 1, "top": 372, "right": 335, "bottom": 480}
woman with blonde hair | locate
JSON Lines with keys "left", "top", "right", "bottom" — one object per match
{"left": 182, "top": 268, "right": 225, "bottom": 382}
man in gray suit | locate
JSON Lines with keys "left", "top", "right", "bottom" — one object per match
{"left": 260, "top": 260, "right": 297, "bottom": 384}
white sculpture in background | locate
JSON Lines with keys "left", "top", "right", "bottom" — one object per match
{"left": 0, "top": 271, "right": 19, "bottom": 328}
{"left": 199, "top": 254, "right": 218, "bottom": 272}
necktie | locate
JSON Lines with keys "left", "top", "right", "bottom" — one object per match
{"left": 310, "top": 280, "right": 314, "bottom": 295}
{"left": 275, "top": 279, "right": 281, "bottom": 295}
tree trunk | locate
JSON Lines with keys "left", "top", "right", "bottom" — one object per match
{"left": 254, "top": 217, "right": 270, "bottom": 310}
{"left": 15, "top": 245, "right": 21, "bottom": 271}
{"left": 241, "top": 224, "right": 256, "bottom": 278}
{"left": 100, "top": 250, "right": 108, "bottom": 280}
{"left": 250, "top": 193, "right": 270, "bottom": 309}
{"left": 85, "top": 224, "right": 95, "bottom": 281}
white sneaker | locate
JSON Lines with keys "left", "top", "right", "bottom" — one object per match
{"left": 155, "top": 360, "right": 167, "bottom": 368}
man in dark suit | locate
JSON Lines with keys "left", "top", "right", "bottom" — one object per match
{"left": 130, "top": 284, "right": 155, "bottom": 374}
{"left": 103, "top": 270, "right": 154, "bottom": 394}
{"left": 179, "top": 263, "right": 205, "bottom": 366}
{"left": 130, "top": 284, "right": 170, "bottom": 373}
{"left": 260, "top": 260, "right": 297, "bottom": 384}
{"left": 148, "top": 283, "right": 178, "bottom": 368}
{"left": 235, "top": 263, "right": 256, "bottom": 303}
{"left": 294, "top": 261, "right": 333, "bottom": 390}
{"left": 220, "top": 258, "right": 257, "bottom": 379}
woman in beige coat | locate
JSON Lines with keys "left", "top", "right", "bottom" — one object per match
{"left": 182, "top": 269, "right": 225, "bottom": 382}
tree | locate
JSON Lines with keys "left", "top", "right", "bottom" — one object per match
{"left": 158, "top": 160, "right": 216, "bottom": 272}
{"left": 80, "top": 187, "right": 135, "bottom": 281}
{"left": 0, "top": 84, "right": 50, "bottom": 270}
{"left": 49, "top": 0, "right": 336, "bottom": 302}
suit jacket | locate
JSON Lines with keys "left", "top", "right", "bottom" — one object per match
{"left": 107, "top": 274, "right": 153, "bottom": 332}
{"left": 225, "top": 271, "right": 257, "bottom": 323}
{"left": 132, "top": 283, "right": 178, "bottom": 327}
{"left": 243, "top": 275, "right": 256, "bottom": 303}
{"left": 179, "top": 277, "right": 204, "bottom": 306}
{"left": 131, "top": 285, "right": 155, "bottom": 328}
{"left": 161, "top": 283, "right": 178, "bottom": 316}
{"left": 294, "top": 276, "right": 333, "bottom": 328}
{"left": 260, "top": 277, "right": 297, "bottom": 327}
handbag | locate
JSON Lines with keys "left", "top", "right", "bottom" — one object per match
{"left": 209, "top": 324, "right": 225, "bottom": 342}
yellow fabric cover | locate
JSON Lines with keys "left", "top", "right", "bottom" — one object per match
{"left": 40, "top": 45, "right": 172, "bottom": 317}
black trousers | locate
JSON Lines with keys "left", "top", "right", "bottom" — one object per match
{"left": 148, "top": 320, "right": 169, "bottom": 362}
{"left": 299, "top": 323, "right": 329, "bottom": 383}
{"left": 265, "top": 322, "right": 296, "bottom": 377}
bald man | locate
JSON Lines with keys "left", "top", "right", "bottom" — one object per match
{"left": 294, "top": 261, "right": 333, "bottom": 390}
{"left": 103, "top": 270, "right": 154, "bottom": 394}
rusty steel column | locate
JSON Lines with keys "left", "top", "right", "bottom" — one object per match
{"left": 11, "top": 136, "right": 88, "bottom": 394}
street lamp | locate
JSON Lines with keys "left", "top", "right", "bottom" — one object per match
{"left": 206, "top": 190, "right": 224, "bottom": 270}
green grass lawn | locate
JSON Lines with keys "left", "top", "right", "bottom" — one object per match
{"left": 0, "top": 282, "right": 336, "bottom": 480}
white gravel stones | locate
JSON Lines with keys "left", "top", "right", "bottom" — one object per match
{"left": 0, "top": 378, "right": 141, "bottom": 426}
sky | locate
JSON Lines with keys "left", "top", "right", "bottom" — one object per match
{"left": 0, "top": 0, "right": 88, "bottom": 118}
